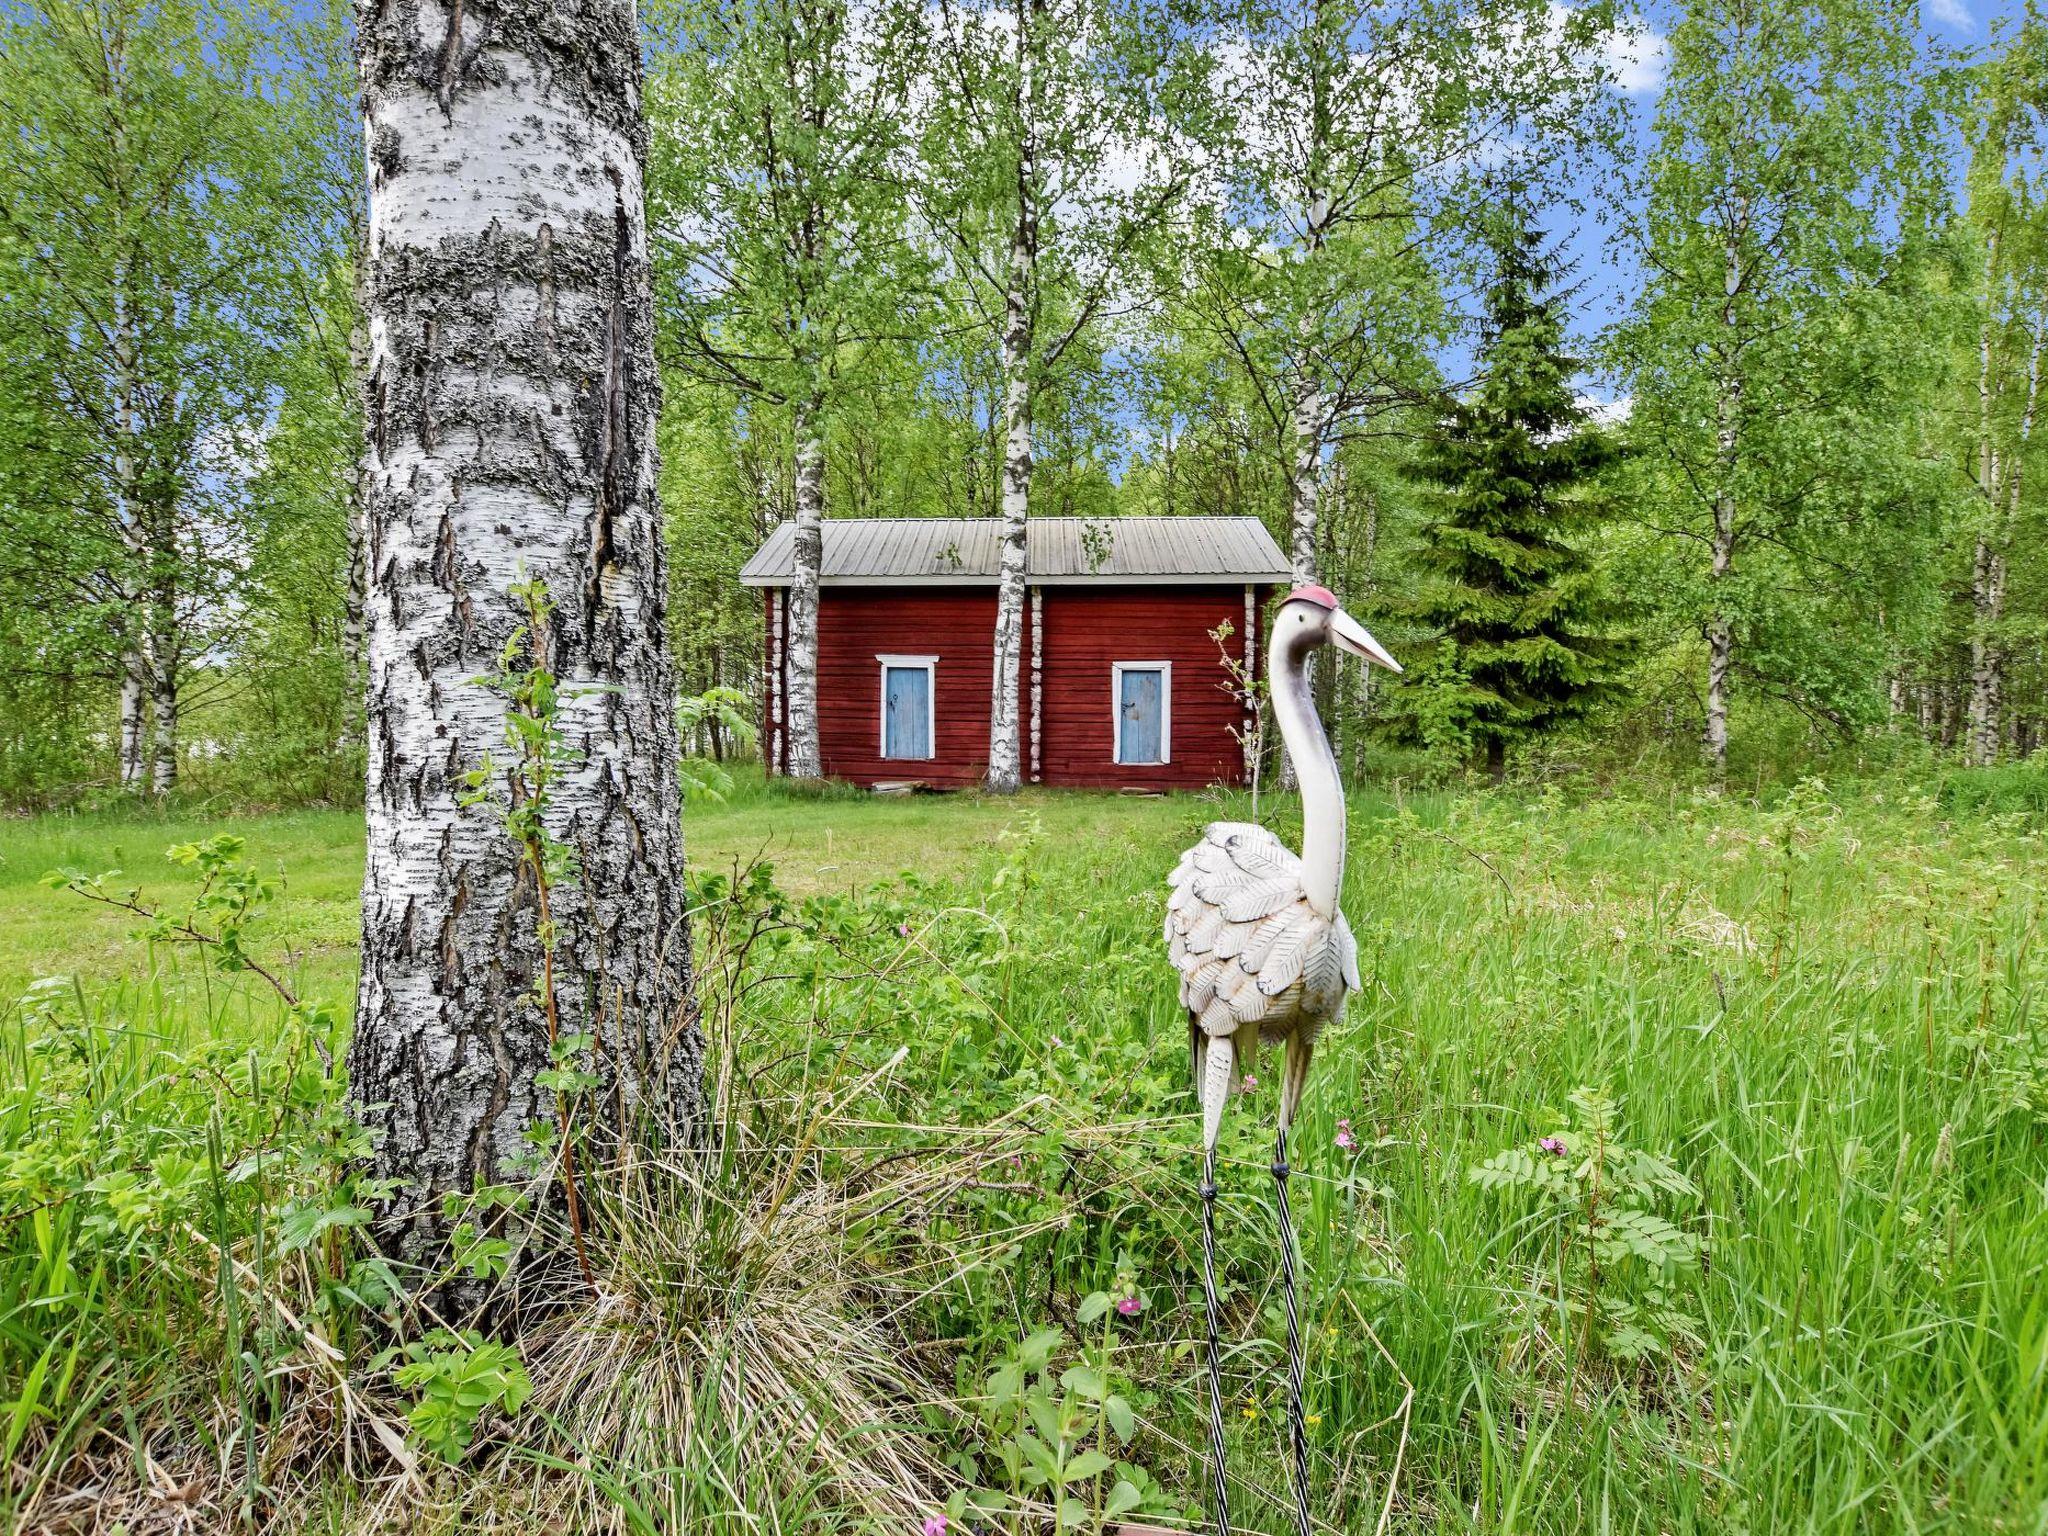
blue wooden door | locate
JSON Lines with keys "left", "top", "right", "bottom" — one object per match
{"left": 1118, "top": 668, "right": 1164, "bottom": 763}
{"left": 883, "top": 665, "right": 931, "bottom": 759}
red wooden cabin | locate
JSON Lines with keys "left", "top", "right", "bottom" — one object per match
{"left": 740, "top": 517, "right": 1291, "bottom": 790}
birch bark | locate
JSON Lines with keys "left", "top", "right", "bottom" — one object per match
{"left": 118, "top": 647, "right": 145, "bottom": 787}
{"left": 112, "top": 284, "right": 150, "bottom": 791}
{"left": 986, "top": 5, "right": 1038, "bottom": 794}
{"left": 1288, "top": 377, "right": 1322, "bottom": 587}
{"left": 784, "top": 392, "right": 825, "bottom": 779}
{"left": 147, "top": 586, "right": 178, "bottom": 796}
{"left": 348, "top": 0, "right": 700, "bottom": 1281}
{"left": 1968, "top": 307, "right": 2043, "bottom": 766}
{"left": 1703, "top": 192, "right": 1747, "bottom": 785}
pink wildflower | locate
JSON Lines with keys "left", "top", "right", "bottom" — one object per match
{"left": 898, "top": 923, "right": 912, "bottom": 938}
{"left": 1242, "top": 1074, "right": 1258, "bottom": 1090}
{"left": 1539, "top": 1136, "right": 1567, "bottom": 1156}
{"left": 922, "top": 1518, "right": 947, "bottom": 1536}
{"left": 1335, "top": 1126, "right": 1356, "bottom": 1152}
{"left": 1117, "top": 1294, "right": 1144, "bottom": 1316}
{"left": 1049, "top": 1035, "right": 1063, "bottom": 1049}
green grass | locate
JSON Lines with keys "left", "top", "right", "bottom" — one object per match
{"left": 0, "top": 782, "right": 1195, "bottom": 999}
{"left": 2, "top": 776, "right": 2045, "bottom": 1533}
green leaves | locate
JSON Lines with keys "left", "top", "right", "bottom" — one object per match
{"left": 388, "top": 1330, "right": 532, "bottom": 1463}
{"left": 967, "top": 1300, "right": 1167, "bottom": 1533}
{"left": 1469, "top": 1085, "right": 1707, "bottom": 1366}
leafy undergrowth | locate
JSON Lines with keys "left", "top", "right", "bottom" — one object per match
{"left": 2, "top": 780, "right": 2046, "bottom": 1533}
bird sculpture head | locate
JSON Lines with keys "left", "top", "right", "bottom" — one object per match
{"left": 1274, "top": 585, "right": 1403, "bottom": 673}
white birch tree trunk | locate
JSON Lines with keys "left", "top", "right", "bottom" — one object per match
{"left": 147, "top": 625, "right": 177, "bottom": 795}
{"left": 118, "top": 647, "right": 145, "bottom": 787}
{"left": 784, "top": 393, "right": 825, "bottom": 779}
{"left": 986, "top": 23, "right": 1037, "bottom": 795}
{"left": 1288, "top": 376, "right": 1322, "bottom": 588}
{"left": 1704, "top": 433, "right": 1736, "bottom": 783}
{"left": 988, "top": 327, "right": 1032, "bottom": 792}
{"left": 112, "top": 284, "right": 149, "bottom": 791}
{"left": 142, "top": 495, "right": 180, "bottom": 797}
{"left": 1968, "top": 309, "right": 2043, "bottom": 767}
{"left": 348, "top": 0, "right": 700, "bottom": 1285}
{"left": 1968, "top": 537, "right": 2007, "bottom": 766}
{"left": 1704, "top": 205, "right": 1745, "bottom": 786}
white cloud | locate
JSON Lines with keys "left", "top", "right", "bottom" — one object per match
{"left": 1928, "top": 0, "right": 1971, "bottom": 32}
{"left": 1576, "top": 394, "right": 1632, "bottom": 428}
{"left": 1593, "top": 10, "right": 1667, "bottom": 94}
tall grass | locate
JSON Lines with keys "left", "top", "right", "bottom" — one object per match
{"left": 0, "top": 780, "right": 2042, "bottom": 1532}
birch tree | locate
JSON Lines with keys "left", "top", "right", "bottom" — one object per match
{"left": 1616, "top": 0, "right": 1948, "bottom": 782}
{"left": 349, "top": 0, "right": 700, "bottom": 1281}
{"left": 648, "top": 0, "right": 924, "bottom": 778}
{"left": 1960, "top": 8, "right": 2048, "bottom": 766}
{"left": 919, "top": 0, "right": 1201, "bottom": 791}
{"left": 0, "top": 0, "right": 316, "bottom": 794}
{"left": 1171, "top": 0, "right": 1619, "bottom": 588}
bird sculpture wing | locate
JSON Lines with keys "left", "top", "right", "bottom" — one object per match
{"left": 1165, "top": 820, "right": 1361, "bottom": 1044}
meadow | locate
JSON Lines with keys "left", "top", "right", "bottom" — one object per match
{"left": 2, "top": 774, "right": 2045, "bottom": 1534}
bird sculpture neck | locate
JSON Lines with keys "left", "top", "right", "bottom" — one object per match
{"left": 1269, "top": 629, "right": 1345, "bottom": 920}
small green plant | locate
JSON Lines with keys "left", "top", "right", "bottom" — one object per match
{"left": 385, "top": 1328, "right": 532, "bottom": 1462}
{"left": 461, "top": 570, "right": 599, "bottom": 1292}
{"left": 1470, "top": 1087, "right": 1705, "bottom": 1364}
{"left": 952, "top": 1276, "right": 1176, "bottom": 1536}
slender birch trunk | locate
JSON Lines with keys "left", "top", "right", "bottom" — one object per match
{"left": 112, "top": 278, "right": 149, "bottom": 791}
{"left": 1286, "top": 177, "right": 1329, "bottom": 589}
{"left": 1967, "top": 230, "right": 2003, "bottom": 768}
{"left": 349, "top": 0, "right": 700, "bottom": 1284}
{"left": 1288, "top": 376, "right": 1322, "bottom": 587}
{"left": 148, "top": 643, "right": 177, "bottom": 794}
{"left": 986, "top": 0, "right": 1038, "bottom": 795}
{"left": 118, "top": 645, "right": 145, "bottom": 787}
{"left": 1968, "top": 308, "right": 2043, "bottom": 767}
{"left": 784, "top": 390, "right": 825, "bottom": 779}
{"left": 1703, "top": 198, "right": 1746, "bottom": 786}
{"left": 143, "top": 496, "right": 180, "bottom": 796}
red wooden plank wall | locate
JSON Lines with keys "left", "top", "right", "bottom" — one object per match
{"left": 1038, "top": 586, "right": 1252, "bottom": 790}
{"left": 765, "top": 582, "right": 1258, "bottom": 790}
{"left": 813, "top": 586, "right": 1008, "bottom": 787}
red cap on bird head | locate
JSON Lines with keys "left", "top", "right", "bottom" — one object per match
{"left": 1284, "top": 584, "right": 1339, "bottom": 609}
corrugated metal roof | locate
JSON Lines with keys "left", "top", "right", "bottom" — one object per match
{"left": 738, "top": 517, "right": 1290, "bottom": 587}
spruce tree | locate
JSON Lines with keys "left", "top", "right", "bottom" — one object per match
{"left": 1400, "top": 210, "right": 1629, "bottom": 782}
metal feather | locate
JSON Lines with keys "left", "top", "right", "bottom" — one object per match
{"left": 1258, "top": 920, "right": 1314, "bottom": 995}
{"left": 1220, "top": 879, "right": 1296, "bottom": 923}
{"left": 1239, "top": 909, "right": 1295, "bottom": 971}
{"left": 1335, "top": 912, "right": 1361, "bottom": 991}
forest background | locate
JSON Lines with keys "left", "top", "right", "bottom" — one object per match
{"left": 0, "top": 0, "right": 2044, "bottom": 808}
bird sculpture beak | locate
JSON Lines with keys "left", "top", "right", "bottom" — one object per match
{"left": 1329, "top": 608, "right": 1402, "bottom": 672}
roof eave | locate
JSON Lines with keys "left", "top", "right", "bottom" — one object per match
{"left": 739, "top": 572, "right": 1289, "bottom": 588}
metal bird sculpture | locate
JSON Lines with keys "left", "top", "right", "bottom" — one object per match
{"left": 1165, "top": 585, "right": 1400, "bottom": 1536}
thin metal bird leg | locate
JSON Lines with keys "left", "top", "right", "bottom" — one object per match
{"left": 1273, "top": 1034, "right": 1315, "bottom": 1536}
{"left": 1197, "top": 1035, "right": 1235, "bottom": 1536}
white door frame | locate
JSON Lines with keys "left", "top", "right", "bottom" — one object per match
{"left": 1111, "top": 660, "right": 1173, "bottom": 765}
{"left": 876, "top": 654, "right": 938, "bottom": 760}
